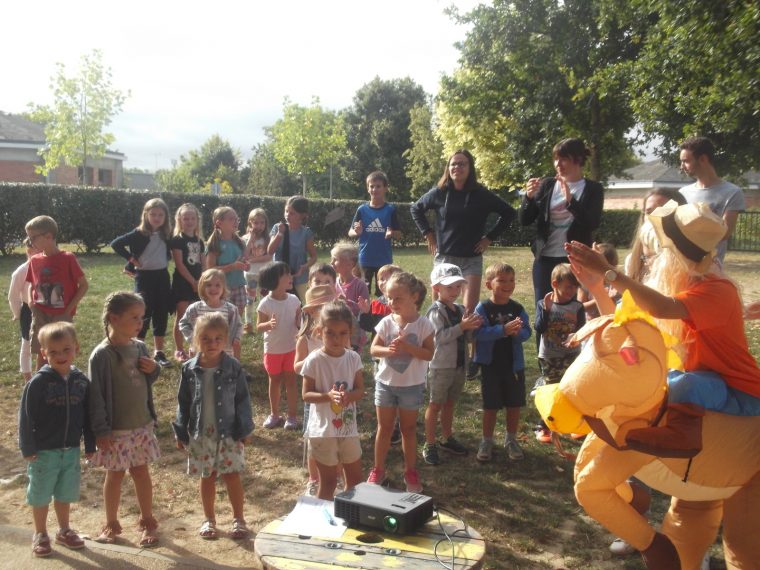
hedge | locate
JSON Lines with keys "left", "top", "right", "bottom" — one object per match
{"left": 0, "top": 183, "right": 640, "bottom": 255}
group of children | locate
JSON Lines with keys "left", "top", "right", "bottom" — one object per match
{"left": 14, "top": 169, "right": 597, "bottom": 558}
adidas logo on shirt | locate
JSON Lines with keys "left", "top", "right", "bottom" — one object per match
{"left": 365, "top": 218, "right": 385, "bottom": 233}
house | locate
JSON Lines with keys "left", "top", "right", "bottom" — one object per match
{"left": 0, "top": 111, "right": 125, "bottom": 187}
{"left": 605, "top": 159, "right": 760, "bottom": 210}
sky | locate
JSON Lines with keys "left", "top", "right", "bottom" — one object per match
{"left": 4, "top": 0, "right": 481, "bottom": 171}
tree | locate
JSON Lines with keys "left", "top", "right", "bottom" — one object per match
{"left": 437, "top": 0, "right": 639, "bottom": 189}
{"left": 155, "top": 135, "right": 242, "bottom": 194}
{"left": 269, "top": 97, "right": 347, "bottom": 196}
{"left": 343, "top": 77, "right": 428, "bottom": 201}
{"left": 28, "top": 49, "right": 128, "bottom": 184}
{"left": 404, "top": 101, "right": 445, "bottom": 199}
{"left": 602, "top": 0, "right": 760, "bottom": 175}
{"left": 246, "top": 142, "right": 301, "bottom": 196}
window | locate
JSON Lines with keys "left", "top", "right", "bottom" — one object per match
{"left": 98, "top": 168, "right": 113, "bottom": 186}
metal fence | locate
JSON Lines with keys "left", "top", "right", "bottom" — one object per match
{"left": 729, "top": 211, "right": 760, "bottom": 252}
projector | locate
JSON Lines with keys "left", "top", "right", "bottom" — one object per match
{"left": 334, "top": 483, "right": 434, "bottom": 534}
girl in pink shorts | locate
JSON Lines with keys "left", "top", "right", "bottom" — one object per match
{"left": 256, "top": 261, "right": 302, "bottom": 430}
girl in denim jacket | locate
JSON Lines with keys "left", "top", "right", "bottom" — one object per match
{"left": 173, "top": 313, "right": 253, "bottom": 541}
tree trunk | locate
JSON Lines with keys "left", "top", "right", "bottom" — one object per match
{"left": 589, "top": 94, "right": 602, "bottom": 182}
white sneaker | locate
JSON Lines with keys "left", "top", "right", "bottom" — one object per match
{"left": 476, "top": 439, "right": 493, "bottom": 462}
{"left": 609, "top": 538, "right": 635, "bottom": 556}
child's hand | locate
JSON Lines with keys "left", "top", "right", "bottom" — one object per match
{"left": 329, "top": 386, "right": 344, "bottom": 406}
{"left": 543, "top": 291, "right": 554, "bottom": 312}
{"left": 268, "top": 315, "right": 278, "bottom": 330}
{"left": 385, "top": 228, "right": 393, "bottom": 240}
{"left": 96, "top": 436, "right": 114, "bottom": 451}
{"left": 353, "top": 220, "right": 363, "bottom": 235}
{"left": 24, "top": 454, "right": 37, "bottom": 462}
{"left": 175, "top": 439, "right": 185, "bottom": 450}
{"left": 276, "top": 222, "right": 287, "bottom": 235}
{"left": 357, "top": 296, "right": 370, "bottom": 314}
{"left": 503, "top": 317, "right": 523, "bottom": 336}
{"left": 460, "top": 313, "right": 483, "bottom": 331}
{"left": 233, "top": 259, "right": 248, "bottom": 271}
{"left": 138, "top": 356, "right": 157, "bottom": 374}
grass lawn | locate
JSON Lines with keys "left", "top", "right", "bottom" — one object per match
{"left": 0, "top": 246, "right": 757, "bottom": 569}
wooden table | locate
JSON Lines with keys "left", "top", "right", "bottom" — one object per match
{"left": 254, "top": 511, "right": 485, "bottom": 569}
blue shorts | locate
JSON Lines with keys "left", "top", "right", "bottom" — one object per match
{"left": 434, "top": 253, "right": 483, "bottom": 277}
{"left": 26, "top": 448, "right": 81, "bottom": 507}
{"left": 374, "top": 381, "right": 425, "bottom": 410}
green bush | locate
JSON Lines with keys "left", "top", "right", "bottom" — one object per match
{"left": 0, "top": 183, "right": 640, "bottom": 255}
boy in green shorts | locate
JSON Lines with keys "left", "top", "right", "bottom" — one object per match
{"left": 19, "top": 322, "right": 95, "bottom": 557}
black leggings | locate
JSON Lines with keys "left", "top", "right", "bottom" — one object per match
{"left": 135, "top": 269, "right": 171, "bottom": 339}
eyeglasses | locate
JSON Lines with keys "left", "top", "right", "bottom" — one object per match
{"left": 449, "top": 161, "right": 468, "bottom": 168}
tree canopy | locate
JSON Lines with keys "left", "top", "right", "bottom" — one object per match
{"left": 28, "top": 49, "right": 128, "bottom": 183}
{"left": 155, "top": 134, "right": 242, "bottom": 193}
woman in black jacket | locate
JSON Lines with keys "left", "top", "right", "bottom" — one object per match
{"left": 519, "top": 138, "right": 604, "bottom": 310}
{"left": 411, "top": 149, "right": 517, "bottom": 313}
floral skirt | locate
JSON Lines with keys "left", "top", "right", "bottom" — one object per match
{"left": 91, "top": 422, "right": 161, "bottom": 471}
{"left": 187, "top": 424, "right": 245, "bottom": 478}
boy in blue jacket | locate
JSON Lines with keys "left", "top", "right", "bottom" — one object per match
{"left": 19, "top": 322, "right": 95, "bottom": 557}
{"left": 473, "top": 263, "right": 531, "bottom": 462}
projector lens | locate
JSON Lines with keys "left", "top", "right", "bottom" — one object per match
{"left": 383, "top": 516, "right": 398, "bottom": 533}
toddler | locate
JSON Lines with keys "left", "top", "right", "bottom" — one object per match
{"left": 368, "top": 272, "right": 434, "bottom": 493}
{"left": 174, "top": 313, "right": 254, "bottom": 540}
{"left": 257, "top": 261, "right": 302, "bottom": 429}
{"left": 19, "top": 322, "right": 94, "bottom": 557}
{"left": 302, "top": 302, "right": 365, "bottom": 499}
{"left": 206, "top": 207, "right": 249, "bottom": 319}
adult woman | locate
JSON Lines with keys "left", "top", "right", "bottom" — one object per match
{"left": 411, "top": 149, "right": 517, "bottom": 312}
{"left": 519, "top": 138, "right": 604, "bottom": 310}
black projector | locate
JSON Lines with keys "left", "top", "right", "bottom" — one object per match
{"left": 334, "top": 482, "right": 434, "bottom": 534}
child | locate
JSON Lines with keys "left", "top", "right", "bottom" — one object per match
{"left": 423, "top": 263, "right": 483, "bottom": 465}
{"left": 179, "top": 269, "right": 243, "bottom": 359}
{"left": 88, "top": 292, "right": 162, "bottom": 547}
{"left": 577, "top": 242, "right": 620, "bottom": 320}
{"left": 257, "top": 261, "right": 302, "bottom": 430}
{"left": 25, "top": 215, "right": 89, "bottom": 370}
{"left": 348, "top": 171, "right": 402, "bottom": 296}
{"left": 308, "top": 262, "right": 338, "bottom": 289}
{"left": 242, "top": 208, "right": 272, "bottom": 333}
{"left": 173, "top": 313, "right": 254, "bottom": 540}
{"left": 8, "top": 237, "right": 40, "bottom": 381}
{"left": 19, "top": 322, "right": 95, "bottom": 557}
{"left": 358, "top": 263, "right": 402, "bottom": 334}
{"left": 206, "top": 206, "right": 249, "bottom": 320}
{"left": 111, "top": 198, "right": 173, "bottom": 367}
{"left": 170, "top": 203, "right": 205, "bottom": 362}
{"left": 302, "top": 302, "right": 365, "bottom": 499}
{"left": 331, "top": 240, "right": 370, "bottom": 314}
{"left": 295, "top": 284, "right": 340, "bottom": 496}
{"left": 268, "top": 196, "right": 317, "bottom": 301}
{"left": 369, "top": 272, "right": 434, "bottom": 493}
{"left": 474, "top": 263, "right": 532, "bottom": 462}
{"left": 533, "top": 263, "right": 585, "bottom": 443}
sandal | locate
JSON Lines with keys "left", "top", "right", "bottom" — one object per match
{"left": 138, "top": 516, "right": 159, "bottom": 548}
{"left": 199, "top": 519, "right": 218, "bottom": 540}
{"left": 230, "top": 518, "right": 249, "bottom": 540}
{"left": 94, "top": 520, "right": 122, "bottom": 544}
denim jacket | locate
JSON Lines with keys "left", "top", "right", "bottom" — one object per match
{"left": 173, "top": 353, "right": 253, "bottom": 443}
{"left": 473, "top": 300, "right": 531, "bottom": 371}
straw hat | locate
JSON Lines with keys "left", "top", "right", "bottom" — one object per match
{"left": 647, "top": 200, "right": 726, "bottom": 274}
{"left": 302, "top": 284, "right": 337, "bottom": 312}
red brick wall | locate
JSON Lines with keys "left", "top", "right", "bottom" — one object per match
{"left": 0, "top": 161, "right": 44, "bottom": 183}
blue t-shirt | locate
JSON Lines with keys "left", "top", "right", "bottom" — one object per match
{"left": 217, "top": 239, "right": 246, "bottom": 289}
{"left": 351, "top": 203, "right": 399, "bottom": 268}
{"left": 270, "top": 225, "right": 314, "bottom": 286}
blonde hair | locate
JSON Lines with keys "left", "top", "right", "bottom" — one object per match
{"left": 102, "top": 291, "right": 145, "bottom": 347}
{"left": 484, "top": 262, "right": 514, "bottom": 282}
{"left": 387, "top": 271, "right": 427, "bottom": 310}
{"left": 331, "top": 240, "right": 359, "bottom": 266}
{"left": 551, "top": 263, "right": 578, "bottom": 285}
{"left": 25, "top": 215, "right": 58, "bottom": 238}
{"left": 192, "top": 312, "right": 229, "bottom": 353}
{"left": 377, "top": 264, "right": 402, "bottom": 280}
{"left": 207, "top": 206, "right": 244, "bottom": 255}
{"left": 173, "top": 203, "right": 204, "bottom": 240}
{"left": 138, "top": 198, "right": 172, "bottom": 239}
{"left": 198, "top": 268, "right": 228, "bottom": 301}
{"left": 38, "top": 321, "right": 78, "bottom": 349}
{"left": 247, "top": 208, "right": 269, "bottom": 237}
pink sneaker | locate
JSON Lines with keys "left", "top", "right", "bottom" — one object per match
{"left": 263, "top": 414, "right": 283, "bottom": 429}
{"left": 404, "top": 469, "right": 423, "bottom": 493}
{"left": 367, "top": 467, "right": 386, "bottom": 485}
